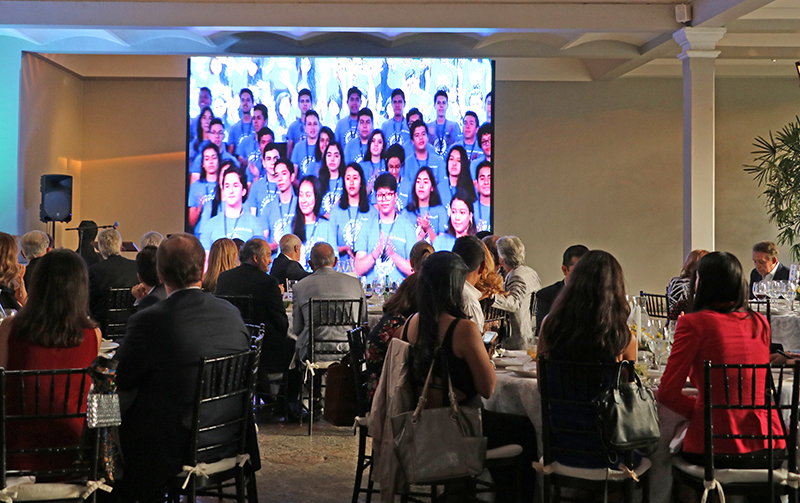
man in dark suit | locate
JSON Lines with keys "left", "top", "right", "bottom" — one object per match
{"left": 535, "top": 244, "right": 589, "bottom": 335}
{"left": 88, "top": 229, "right": 139, "bottom": 332}
{"left": 269, "top": 233, "right": 310, "bottom": 289}
{"left": 115, "top": 233, "right": 251, "bottom": 502}
{"left": 749, "top": 241, "right": 791, "bottom": 298}
{"left": 216, "top": 238, "right": 294, "bottom": 378}
{"left": 132, "top": 245, "right": 166, "bottom": 311}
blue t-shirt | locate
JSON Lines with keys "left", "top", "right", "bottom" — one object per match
{"left": 321, "top": 178, "right": 344, "bottom": 216}
{"left": 264, "top": 193, "right": 297, "bottom": 250}
{"left": 470, "top": 154, "right": 489, "bottom": 178}
{"left": 188, "top": 180, "right": 217, "bottom": 209}
{"left": 246, "top": 178, "right": 280, "bottom": 217}
{"left": 335, "top": 117, "right": 359, "bottom": 146}
{"left": 199, "top": 209, "right": 265, "bottom": 250}
{"left": 291, "top": 140, "right": 320, "bottom": 178}
{"left": 473, "top": 201, "right": 491, "bottom": 233}
{"left": 360, "top": 159, "right": 385, "bottom": 187}
{"left": 344, "top": 138, "right": 370, "bottom": 165}
{"left": 330, "top": 204, "right": 377, "bottom": 273}
{"left": 228, "top": 119, "right": 254, "bottom": 151}
{"left": 190, "top": 149, "right": 237, "bottom": 175}
{"left": 354, "top": 212, "right": 418, "bottom": 283}
{"left": 381, "top": 118, "right": 410, "bottom": 147}
{"left": 298, "top": 218, "right": 338, "bottom": 272}
{"left": 287, "top": 118, "right": 305, "bottom": 146}
{"left": 403, "top": 144, "right": 446, "bottom": 185}
{"left": 405, "top": 204, "right": 449, "bottom": 238}
{"left": 427, "top": 119, "right": 462, "bottom": 157}
{"left": 433, "top": 232, "right": 456, "bottom": 252}
{"left": 436, "top": 179, "right": 460, "bottom": 207}
{"left": 454, "top": 139, "right": 483, "bottom": 164}
{"left": 237, "top": 133, "right": 258, "bottom": 159}
{"left": 246, "top": 152, "right": 265, "bottom": 183}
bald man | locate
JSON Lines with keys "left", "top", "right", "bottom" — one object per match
{"left": 269, "top": 234, "right": 311, "bottom": 289}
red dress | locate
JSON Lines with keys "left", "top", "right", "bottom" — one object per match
{"left": 659, "top": 310, "right": 784, "bottom": 454}
{"left": 5, "top": 328, "right": 99, "bottom": 471}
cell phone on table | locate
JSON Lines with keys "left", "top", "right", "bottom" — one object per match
{"left": 482, "top": 331, "right": 498, "bottom": 345}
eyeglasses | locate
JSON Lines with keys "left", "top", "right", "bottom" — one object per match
{"left": 376, "top": 191, "right": 395, "bottom": 201}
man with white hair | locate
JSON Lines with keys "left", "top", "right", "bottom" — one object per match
{"left": 492, "top": 235, "right": 542, "bottom": 349}
{"left": 20, "top": 230, "right": 51, "bottom": 289}
{"left": 88, "top": 228, "right": 139, "bottom": 333}
{"left": 139, "top": 231, "right": 164, "bottom": 249}
{"left": 269, "top": 234, "right": 310, "bottom": 289}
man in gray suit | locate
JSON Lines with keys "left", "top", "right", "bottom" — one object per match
{"left": 292, "top": 242, "right": 366, "bottom": 362}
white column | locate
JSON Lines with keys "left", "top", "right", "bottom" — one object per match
{"left": 673, "top": 27, "right": 725, "bottom": 257}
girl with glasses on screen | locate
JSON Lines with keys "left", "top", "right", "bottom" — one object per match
{"left": 330, "top": 163, "right": 376, "bottom": 273}
{"left": 292, "top": 175, "right": 337, "bottom": 271}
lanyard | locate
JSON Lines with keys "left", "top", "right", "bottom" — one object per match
{"left": 279, "top": 193, "right": 296, "bottom": 219}
{"left": 223, "top": 207, "right": 243, "bottom": 237}
{"left": 307, "top": 220, "right": 319, "bottom": 241}
{"left": 465, "top": 141, "right": 478, "bottom": 160}
{"left": 379, "top": 216, "right": 397, "bottom": 243}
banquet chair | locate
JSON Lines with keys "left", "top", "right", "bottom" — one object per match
{"left": 346, "top": 325, "right": 379, "bottom": 503}
{"left": 301, "top": 298, "right": 363, "bottom": 436}
{"left": 105, "top": 287, "right": 137, "bottom": 338}
{"left": 538, "top": 358, "right": 652, "bottom": 503}
{"left": 246, "top": 323, "right": 288, "bottom": 417}
{"left": 483, "top": 304, "right": 509, "bottom": 340}
{"left": 671, "top": 361, "right": 800, "bottom": 503}
{"left": 168, "top": 349, "right": 259, "bottom": 503}
{"left": 0, "top": 368, "right": 106, "bottom": 503}
{"left": 216, "top": 294, "right": 254, "bottom": 325}
{"left": 748, "top": 299, "right": 772, "bottom": 324}
{"left": 640, "top": 291, "right": 669, "bottom": 319}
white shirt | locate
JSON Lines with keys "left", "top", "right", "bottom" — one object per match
{"left": 463, "top": 281, "right": 484, "bottom": 331}
{"left": 763, "top": 261, "right": 780, "bottom": 282}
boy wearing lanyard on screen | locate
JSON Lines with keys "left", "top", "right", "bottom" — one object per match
{"left": 404, "top": 120, "right": 445, "bottom": 184}
{"left": 245, "top": 127, "right": 274, "bottom": 183}
{"left": 227, "top": 88, "right": 254, "bottom": 152}
{"left": 454, "top": 112, "right": 481, "bottom": 163}
{"left": 236, "top": 104, "right": 267, "bottom": 169}
{"left": 335, "top": 87, "right": 362, "bottom": 147}
{"left": 200, "top": 167, "right": 266, "bottom": 250}
{"left": 247, "top": 143, "right": 281, "bottom": 217}
{"left": 286, "top": 88, "right": 313, "bottom": 159}
{"left": 473, "top": 161, "right": 492, "bottom": 233}
{"left": 426, "top": 90, "right": 461, "bottom": 157}
{"left": 381, "top": 89, "right": 411, "bottom": 148}
{"left": 264, "top": 159, "right": 297, "bottom": 255}
{"left": 344, "top": 108, "right": 374, "bottom": 164}
{"left": 470, "top": 122, "right": 493, "bottom": 175}
{"left": 290, "top": 110, "right": 321, "bottom": 177}
{"left": 354, "top": 173, "right": 415, "bottom": 284}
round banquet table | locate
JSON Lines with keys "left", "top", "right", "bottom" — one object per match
{"left": 771, "top": 314, "right": 800, "bottom": 351}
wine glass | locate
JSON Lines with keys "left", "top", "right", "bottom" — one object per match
{"left": 753, "top": 281, "right": 767, "bottom": 300}
{"left": 648, "top": 339, "right": 671, "bottom": 368}
{"left": 767, "top": 281, "right": 782, "bottom": 303}
{"left": 665, "top": 320, "right": 677, "bottom": 343}
{"left": 372, "top": 278, "right": 383, "bottom": 305}
{"left": 789, "top": 279, "right": 799, "bottom": 312}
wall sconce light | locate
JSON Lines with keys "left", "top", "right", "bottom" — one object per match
{"left": 796, "top": 61, "right": 800, "bottom": 86}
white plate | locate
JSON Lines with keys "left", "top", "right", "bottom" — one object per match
{"left": 494, "top": 356, "right": 531, "bottom": 368}
{"left": 504, "top": 350, "right": 529, "bottom": 358}
{"left": 507, "top": 365, "right": 537, "bottom": 378}
{"left": 645, "top": 368, "right": 664, "bottom": 379}
{"left": 99, "top": 341, "right": 119, "bottom": 352}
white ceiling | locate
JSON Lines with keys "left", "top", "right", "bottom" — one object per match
{"left": 1, "top": 0, "right": 798, "bottom": 80}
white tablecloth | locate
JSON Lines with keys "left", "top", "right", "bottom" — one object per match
{"left": 772, "top": 314, "right": 800, "bottom": 351}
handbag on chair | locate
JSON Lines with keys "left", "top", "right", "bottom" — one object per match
{"left": 391, "top": 349, "right": 487, "bottom": 484}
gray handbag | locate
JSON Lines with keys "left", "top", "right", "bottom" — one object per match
{"left": 391, "top": 350, "right": 487, "bottom": 484}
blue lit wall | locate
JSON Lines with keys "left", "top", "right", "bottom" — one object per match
{"left": 0, "top": 39, "right": 24, "bottom": 234}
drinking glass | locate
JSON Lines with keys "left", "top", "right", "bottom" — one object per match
{"left": 648, "top": 339, "right": 671, "bottom": 368}
{"left": 753, "top": 281, "right": 767, "bottom": 300}
{"left": 767, "top": 281, "right": 782, "bottom": 302}
{"left": 372, "top": 278, "right": 383, "bottom": 305}
{"left": 665, "top": 320, "right": 677, "bottom": 343}
{"left": 789, "top": 279, "right": 799, "bottom": 312}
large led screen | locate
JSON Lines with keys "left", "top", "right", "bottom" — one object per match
{"left": 187, "top": 56, "right": 494, "bottom": 282}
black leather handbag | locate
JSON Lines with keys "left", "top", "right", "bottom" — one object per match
{"left": 593, "top": 360, "right": 661, "bottom": 451}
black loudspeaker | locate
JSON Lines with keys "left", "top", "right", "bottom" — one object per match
{"left": 40, "top": 174, "right": 73, "bottom": 223}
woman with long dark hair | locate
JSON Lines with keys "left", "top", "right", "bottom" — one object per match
{"left": 318, "top": 142, "right": 345, "bottom": 216}
{"left": 315, "top": 126, "right": 334, "bottom": 166}
{"left": 433, "top": 189, "right": 476, "bottom": 252}
{"left": 401, "top": 252, "right": 537, "bottom": 503}
{"left": 405, "top": 166, "right": 448, "bottom": 242}
{"left": 437, "top": 145, "right": 476, "bottom": 211}
{"left": 330, "top": 163, "right": 376, "bottom": 272}
{"left": 0, "top": 249, "right": 101, "bottom": 470}
{"left": 360, "top": 129, "right": 387, "bottom": 190}
{"left": 189, "top": 106, "right": 214, "bottom": 164}
{"left": 661, "top": 252, "right": 781, "bottom": 473}
{"left": 188, "top": 142, "right": 221, "bottom": 230}
{"left": 0, "top": 232, "right": 26, "bottom": 313}
{"left": 292, "top": 175, "right": 337, "bottom": 271}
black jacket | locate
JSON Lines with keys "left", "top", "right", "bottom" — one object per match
{"left": 269, "top": 253, "right": 310, "bottom": 288}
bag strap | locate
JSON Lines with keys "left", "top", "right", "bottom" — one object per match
{"left": 413, "top": 346, "right": 440, "bottom": 420}
{"left": 401, "top": 315, "right": 414, "bottom": 342}
{"left": 612, "top": 360, "right": 648, "bottom": 400}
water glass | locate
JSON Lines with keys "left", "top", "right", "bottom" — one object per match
{"left": 648, "top": 339, "right": 670, "bottom": 368}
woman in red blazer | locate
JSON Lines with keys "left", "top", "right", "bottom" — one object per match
{"left": 659, "top": 251, "right": 783, "bottom": 467}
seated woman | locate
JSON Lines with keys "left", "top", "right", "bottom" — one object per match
{"left": 660, "top": 251, "right": 782, "bottom": 469}
{"left": 400, "top": 251, "right": 537, "bottom": 503}
{"left": 202, "top": 237, "right": 240, "bottom": 293}
{"left": 0, "top": 232, "right": 26, "bottom": 313}
{"left": 667, "top": 249, "right": 708, "bottom": 320}
{"left": 0, "top": 249, "right": 102, "bottom": 471}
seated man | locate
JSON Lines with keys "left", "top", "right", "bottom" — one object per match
{"left": 131, "top": 245, "right": 166, "bottom": 311}
{"left": 19, "top": 230, "right": 51, "bottom": 289}
{"left": 452, "top": 235, "right": 488, "bottom": 330}
{"left": 88, "top": 228, "right": 139, "bottom": 332}
{"left": 535, "top": 244, "right": 588, "bottom": 335}
{"left": 750, "top": 240, "right": 789, "bottom": 298}
{"left": 115, "top": 233, "right": 251, "bottom": 502}
{"left": 293, "top": 242, "right": 366, "bottom": 362}
{"left": 216, "top": 238, "right": 294, "bottom": 378}
{"left": 270, "top": 234, "right": 311, "bottom": 288}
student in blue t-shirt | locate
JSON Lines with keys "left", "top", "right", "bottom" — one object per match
{"left": 354, "top": 173, "right": 416, "bottom": 284}
{"left": 470, "top": 122, "right": 493, "bottom": 176}
{"left": 189, "top": 106, "right": 214, "bottom": 167}
{"left": 360, "top": 129, "right": 386, "bottom": 191}
{"left": 437, "top": 145, "right": 477, "bottom": 214}
{"left": 188, "top": 142, "right": 221, "bottom": 234}
{"left": 290, "top": 109, "right": 321, "bottom": 178}
{"left": 381, "top": 89, "right": 411, "bottom": 147}
{"left": 330, "top": 163, "right": 376, "bottom": 273}
{"left": 190, "top": 120, "right": 237, "bottom": 184}
{"left": 227, "top": 88, "right": 255, "bottom": 153}
{"left": 245, "top": 127, "right": 274, "bottom": 184}
{"left": 371, "top": 144, "right": 412, "bottom": 211}
{"left": 292, "top": 175, "right": 338, "bottom": 271}
{"left": 433, "top": 189, "right": 477, "bottom": 252}
{"left": 263, "top": 158, "right": 297, "bottom": 255}
{"left": 246, "top": 143, "right": 281, "bottom": 218}
{"left": 313, "top": 127, "right": 334, "bottom": 177}
{"left": 404, "top": 119, "right": 445, "bottom": 183}
{"left": 286, "top": 88, "right": 313, "bottom": 159}
{"left": 473, "top": 161, "right": 492, "bottom": 233}
{"left": 344, "top": 108, "right": 374, "bottom": 164}
{"left": 199, "top": 165, "right": 266, "bottom": 251}
{"left": 236, "top": 103, "right": 268, "bottom": 160}
{"left": 318, "top": 142, "right": 345, "bottom": 217}
{"left": 334, "top": 87, "right": 362, "bottom": 147}
{"left": 453, "top": 111, "right": 483, "bottom": 163}
{"left": 426, "top": 90, "right": 462, "bottom": 157}
{"left": 405, "top": 166, "right": 449, "bottom": 243}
